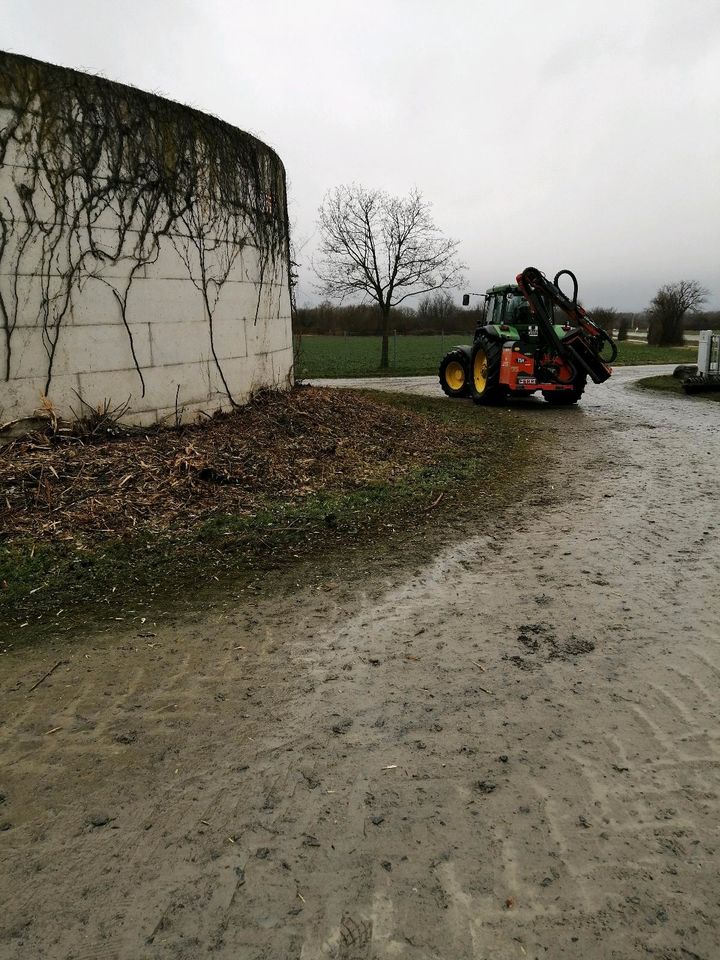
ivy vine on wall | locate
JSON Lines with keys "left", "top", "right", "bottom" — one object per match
{"left": 0, "top": 51, "right": 290, "bottom": 405}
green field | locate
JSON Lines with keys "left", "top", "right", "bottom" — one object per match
{"left": 294, "top": 335, "right": 698, "bottom": 379}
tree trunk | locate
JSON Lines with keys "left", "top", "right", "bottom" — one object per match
{"left": 379, "top": 304, "right": 390, "bottom": 369}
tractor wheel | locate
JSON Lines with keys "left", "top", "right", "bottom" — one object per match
{"left": 542, "top": 374, "right": 587, "bottom": 405}
{"left": 438, "top": 349, "right": 470, "bottom": 397}
{"left": 470, "top": 333, "right": 503, "bottom": 404}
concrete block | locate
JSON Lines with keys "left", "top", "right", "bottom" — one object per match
{"left": 210, "top": 314, "right": 247, "bottom": 362}
{"left": 133, "top": 360, "right": 212, "bottom": 412}
{"left": 145, "top": 236, "right": 202, "bottom": 281}
{"left": 217, "top": 279, "right": 268, "bottom": 325}
{"left": 239, "top": 245, "right": 286, "bottom": 285}
{"left": 117, "top": 407, "right": 158, "bottom": 428}
{"left": 246, "top": 312, "right": 293, "bottom": 357}
{"left": 252, "top": 250, "right": 290, "bottom": 291}
{"left": 251, "top": 281, "right": 290, "bottom": 328}
{"left": 203, "top": 356, "right": 235, "bottom": 407}
{"left": 206, "top": 355, "right": 254, "bottom": 402}
{"left": 0, "top": 275, "right": 43, "bottom": 331}
{"left": 149, "top": 319, "right": 212, "bottom": 367}
{"left": 0, "top": 110, "right": 29, "bottom": 167}
{"left": 271, "top": 346, "right": 294, "bottom": 387}
{"left": 66, "top": 277, "right": 124, "bottom": 326}
{"left": 278, "top": 286, "right": 292, "bottom": 319}
{"left": 202, "top": 352, "right": 281, "bottom": 406}
{"left": 0, "top": 165, "right": 55, "bottom": 226}
{"left": 226, "top": 251, "right": 250, "bottom": 286}
{"left": 45, "top": 373, "right": 90, "bottom": 418}
{"left": 5, "top": 236, "right": 77, "bottom": 290}
{"left": 19, "top": 373, "right": 79, "bottom": 417}
{"left": 1, "top": 273, "right": 144, "bottom": 331}
{"left": 0, "top": 168, "right": 131, "bottom": 235}
{"left": 0, "top": 374, "right": 49, "bottom": 422}
{"left": 4, "top": 325, "right": 52, "bottom": 380}
{"left": 52, "top": 321, "right": 152, "bottom": 377}
{"left": 74, "top": 226, "right": 147, "bottom": 274}
{"left": 247, "top": 352, "right": 274, "bottom": 392}
{"left": 0, "top": 371, "right": 86, "bottom": 423}
{"left": 125, "top": 278, "right": 206, "bottom": 326}
{"left": 76, "top": 368, "right": 146, "bottom": 412}
{"left": 74, "top": 194, "right": 157, "bottom": 235}
{"left": 0, "top": 226, "right": 51, "bottom": 281}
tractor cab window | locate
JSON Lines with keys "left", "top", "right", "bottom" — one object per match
{"left": 486, "top": 295, "right": 504, "bottom": 325}
{"left": 506, "top": 295, "right": 531, "bottom": 326}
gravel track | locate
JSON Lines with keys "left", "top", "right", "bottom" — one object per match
{"left": 1, "top": 366, "right": 718, "bottom": 959}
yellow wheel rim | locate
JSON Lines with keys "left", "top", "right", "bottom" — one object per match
{"left": 473, "top": 349, "right": 488, "bottom": 393}
{"left": 445, "top": 360, "right": 465, "bottom": 391}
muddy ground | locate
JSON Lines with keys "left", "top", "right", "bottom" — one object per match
{"left": 1, "top": 366, "right": 719, "bottom": 960}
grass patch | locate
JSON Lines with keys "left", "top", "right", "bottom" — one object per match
{"left": 635, "top": 374, "right": 720, "bottom": 401}
{"left": 294, "top": 334, "right": 697, "bottom": 379}
{"left": 1, "top": 389, "right": 547, "bottom": 641}
{"left": 617, "top": 342, "right": 698, "bottom": 365}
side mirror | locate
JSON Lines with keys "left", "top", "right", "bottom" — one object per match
{"left": 462, "top": 294, "right": 470, "bottom": 307}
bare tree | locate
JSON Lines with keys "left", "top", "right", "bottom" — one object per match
{"left": 647, "top": 280, "right": 709, "bottom": 346}
{"left": 314, "top": 185, "right": 464, "bottom": 368}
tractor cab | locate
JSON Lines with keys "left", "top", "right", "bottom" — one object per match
{"left": 481, "top": 285, "right": 563, "bottom": 342}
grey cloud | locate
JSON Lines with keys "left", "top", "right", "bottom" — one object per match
{"left": 3, "top": 0, "right": 719, "bottom": 311}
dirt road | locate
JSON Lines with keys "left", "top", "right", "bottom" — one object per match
{"left": 2, "top": 367, "right": 719, "bottom": 959}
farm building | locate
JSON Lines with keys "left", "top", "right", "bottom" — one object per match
{"left": 0, "top": 51, "right": 293, "bottom": 427}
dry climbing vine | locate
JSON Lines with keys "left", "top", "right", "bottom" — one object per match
{"left": 0, "top": 51, "right": 290, "bottom": 405}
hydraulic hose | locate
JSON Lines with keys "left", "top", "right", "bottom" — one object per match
{"left": 554, "top": 268, "right": 618, "bottom": 363}
{"left": 553, "top": 269, "right": 579, "bottom": 312}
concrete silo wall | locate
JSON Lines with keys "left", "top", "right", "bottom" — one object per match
{"left": 0, "top": 52, "right": 293, "bottom": 427}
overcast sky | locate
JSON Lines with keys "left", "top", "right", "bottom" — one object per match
{"left": 4, "top": 0, "right": 719, "bottom": 310}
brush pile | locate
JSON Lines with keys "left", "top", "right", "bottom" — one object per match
{"left": 1, "top": 387, "right": 465, "bottom": 545}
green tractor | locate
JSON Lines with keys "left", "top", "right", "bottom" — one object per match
{"left": 439, "top": 266, "right": 617, "bottom": 405}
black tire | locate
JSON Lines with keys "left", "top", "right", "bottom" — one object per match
{"left": 470, "top": 333, "right": 503, "bottom": 404}
{"left": 682, "top": 375, "right": 720, "bottom": 394}
{"left": 438, "top": 348, "right": 471, "bottom": 397}
{"left": 542, "top": 374, "right": 587, "bottom": 405}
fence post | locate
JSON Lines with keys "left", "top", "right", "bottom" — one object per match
{"left": 393, "top": 329, "right": 397, "bottom": 369}
{"left": 441, "top": 329, "right": 445, "bottom": 354}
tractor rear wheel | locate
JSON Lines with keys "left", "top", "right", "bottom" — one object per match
{"left": 542, "top": 374, "right": 587, "bottom": 405}
{"left": 470, "top": 333, "right": 503, "bottom": 404}
{"left": 438, "top": 349, "right": 470, "bottom": 397}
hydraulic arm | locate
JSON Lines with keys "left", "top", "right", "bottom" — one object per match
{"left": 516, "top": 267, "right": 617, "bottom": 384}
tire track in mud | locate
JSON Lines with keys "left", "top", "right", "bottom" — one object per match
{"left": 1, "top": 367, "right": 719, "bottom": 959}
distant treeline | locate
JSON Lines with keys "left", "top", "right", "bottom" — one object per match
{"left": 294, "top": 294, "right": 720, "bottom": 337}
{"left": 597, "top": 309, "right": 720, "bottom": 334}
{"left": 295, "top": 293, "right": 478, "bottom": 336}
{"left": 685, "top": 310, "right": 720, "bottom": 331}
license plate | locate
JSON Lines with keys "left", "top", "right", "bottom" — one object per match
{"left": 518, "top": 376, "right": 536, "bottom": 385}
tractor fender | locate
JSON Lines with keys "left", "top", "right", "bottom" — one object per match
{"left": 450, "top": 344, "right": 472, "bottom": 361}
{"left": 474, "top": 324, "right": 503, "bottom": 342}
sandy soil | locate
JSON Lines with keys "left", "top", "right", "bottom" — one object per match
{"left": 1, "top": 366, "right": 718, "bottom": 960}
